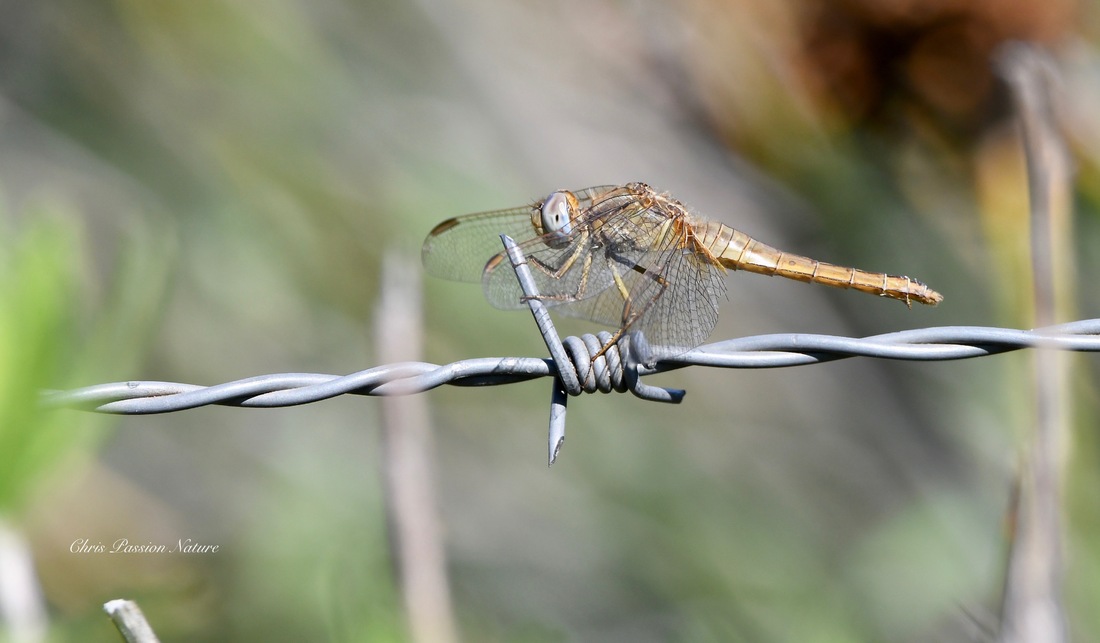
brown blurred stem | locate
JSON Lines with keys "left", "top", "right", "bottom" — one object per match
{"left": 995, "top": 43, "right": 1074, "bottom": 643}
{"left": 375, "top": 251, "right": 460, "bottom": 643}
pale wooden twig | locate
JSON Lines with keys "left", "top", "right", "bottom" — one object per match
{"left": 103, "top": 599, "right": 160, "bottom": 643}
{"left": 375, "top": 251, "right": 460, "bottom": 643}
{"left": 996, "top": 42, "right": 1074, "bottom": 643}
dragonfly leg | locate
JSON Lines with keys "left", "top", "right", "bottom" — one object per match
{"left": 592, "top": 258, "right": 671, "bottom": 361}
{"left": 611, "top": 264, "right": 632, "bottom": 302}
{"left": 592, "top": 328, "right": 624, "bottom": 360}
{"left": 520, "top": 244, "right": 595, "bottom": 304}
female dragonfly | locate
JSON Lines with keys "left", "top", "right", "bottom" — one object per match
{"left": 422, "top": 182, "right": 941, "bottom": 361}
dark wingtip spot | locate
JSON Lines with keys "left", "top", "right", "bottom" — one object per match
{"left": 428, "top": 218, "right": 462, "bottom": 237}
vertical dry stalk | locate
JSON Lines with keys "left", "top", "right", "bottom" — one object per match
{"left": 375, "top": 251, "right": 460, "bottom": 643}
{"left": 103, "top": 600, "right": 160, "bottom": 643}
{"left": 996, "top": 43, "right": 1074, "bottom": 643}
{"left": 0, "top": 519, "right": 48, "bottom": 643}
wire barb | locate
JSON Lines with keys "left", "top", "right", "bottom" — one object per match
{"left": 499, "top": 234, "right": 685, "bottom": 464}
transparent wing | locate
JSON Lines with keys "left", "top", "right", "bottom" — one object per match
{"left": 618, "top": 246, "right": 726, "bottom": 361}
{"left": 421, "top": 205, "right": 542, "bottom": 283}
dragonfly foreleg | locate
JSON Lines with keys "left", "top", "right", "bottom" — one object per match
{"left": 520, "top": 238, "right": 596, "bottom": 304}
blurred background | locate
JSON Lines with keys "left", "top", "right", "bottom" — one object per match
{"left": 1, "top": 0, "right": 1099, "bottom": 640}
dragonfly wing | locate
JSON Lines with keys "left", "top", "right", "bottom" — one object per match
{"left": 421, "top": 206, "right": 540, "bottom": 282}
{"left": 622, "top": 247, "right": 726, "bottom": 361}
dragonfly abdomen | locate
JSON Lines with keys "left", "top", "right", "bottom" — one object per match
{"left": 701, "top": 222, "right": 942, "bottom": 306}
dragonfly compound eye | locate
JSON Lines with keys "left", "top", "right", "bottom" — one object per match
{"left": 540, "top": 191, "right": 575, "bottom": 239}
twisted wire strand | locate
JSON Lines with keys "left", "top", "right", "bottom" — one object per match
{"left": 665, "top": 318, "right": 1100, "bottom": 369}
{"left": 561, "top": 332, "right": 631, "bottom": 395}
{"left": 41, "top": 320, "right": 1100, "bottom": 415}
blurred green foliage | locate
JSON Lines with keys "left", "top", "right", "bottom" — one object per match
{"left": 0, "top": 211, "right": 86, "bottom": 514}
{"left": 0, "top": 204, "right": 168, "bottom": 515}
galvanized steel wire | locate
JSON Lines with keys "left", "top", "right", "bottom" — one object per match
{"left": 42, "top": 317, "right": 1100, "bottom": 414}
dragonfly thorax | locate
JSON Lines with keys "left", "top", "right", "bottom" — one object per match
{"left": 533, "top": 190, "right": 580, "bottom": 248}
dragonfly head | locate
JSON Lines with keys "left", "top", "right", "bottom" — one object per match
{"left": 533, "top": 190, "right": 579, "bottom": 248}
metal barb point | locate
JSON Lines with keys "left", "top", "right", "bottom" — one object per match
{"left": 548, "top": 379, "right": 568, "bottom": 466}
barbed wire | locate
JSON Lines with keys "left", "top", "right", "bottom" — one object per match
{"left": 41, "top": 318, "right": 1100, "bottom": 413}
{"left": 42, "top": 235, "right": 1100, "bottom": 464}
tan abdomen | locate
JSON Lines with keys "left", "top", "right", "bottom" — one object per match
{"left": 697, "top": 221, "right": 943, "bottom": 306}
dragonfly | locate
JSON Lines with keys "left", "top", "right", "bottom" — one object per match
{"left": 422, "top": 182, "right": 942, "bottom": 362}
